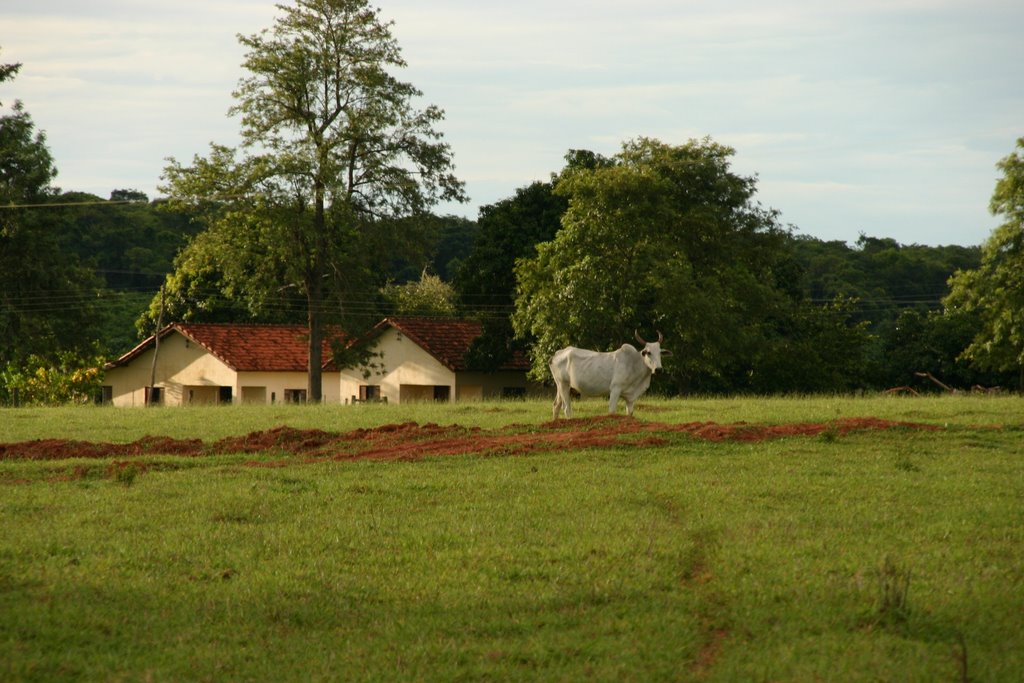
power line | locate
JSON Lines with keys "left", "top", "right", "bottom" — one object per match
{"left": 0, "top": 199, "right": 150, "bottom": 209}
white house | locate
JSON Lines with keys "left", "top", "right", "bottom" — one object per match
{"left": 103, "top": 317, "right": 537, "bottom": 407}
{"left": 340, "top": 317, "right": 538, "bottom": 404}
{"left": 103, "top": 323, "right": 341, "bottom": 406}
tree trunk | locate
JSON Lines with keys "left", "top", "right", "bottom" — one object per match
{"left": 307, "top": 281, "right": 324, "bottom": 403}
{"left": 306, "top": 182, "right": 327, "bottom": 404}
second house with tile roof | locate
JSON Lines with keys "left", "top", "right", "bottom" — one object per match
{"left": 340, "top": 316, "right": 536, "bottom": 404}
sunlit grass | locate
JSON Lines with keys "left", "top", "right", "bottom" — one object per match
{"left": 1, "top": 396, "right": 1022, "bottom": 681}
{"left": 1, "top": 394, "right": 1020, "bottom": 443}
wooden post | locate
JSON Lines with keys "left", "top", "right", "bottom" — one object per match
{"left": 147, "top": 284, "right": 165, "bottom": 405}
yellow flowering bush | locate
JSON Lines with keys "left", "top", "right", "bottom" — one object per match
{"left": 1, "top": 352, "right": 105, "bottom": 405}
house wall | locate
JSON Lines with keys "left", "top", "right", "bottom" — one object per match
{"left": 235, "top": 370, "right": 341, "bottom": 404}
{"left": 339, "top": 327, "right": 456, "bottom": 404}
{"left": 455, "top": 371, "right": 545, "bottom": 400}
{"left": 105, "top": 332, "right": 341, "bottom": 406}
{"left": 338, "top": 328, "right": 541, "bottom": 404}
{"left": 105, "top": 333, "right": 235, "bottom": 407}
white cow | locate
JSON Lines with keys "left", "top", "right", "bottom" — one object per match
{"left": 550, "top": 331, "right": 668, "bottom": 419}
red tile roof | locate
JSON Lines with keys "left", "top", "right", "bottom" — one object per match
{"left": 371, "top": 317, "right": 530, "bottom": 372}
{"left": 108, "top": 319, "right": 530, "bottom": 375}
{"left": 107, "top": 323, "right": 342, "bottom": 372}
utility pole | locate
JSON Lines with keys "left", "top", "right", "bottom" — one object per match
{"left": 147, "top": 284, "right": 165, "bottom": 405}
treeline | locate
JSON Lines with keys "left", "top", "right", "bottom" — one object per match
{"left": 5, "top": 46, "right": 1022, "bottom": 400}
{"left": 2, "top": 149, "right": 1017, "bottom": 399}
{"left": 3, "top": 176, "right": 1010, "bottom": 396}
{"left": 451, "top": 141, "right": 1013, "bottom": 395}
{"left": 787, "top": 235, "right": 992, "bottom": 391}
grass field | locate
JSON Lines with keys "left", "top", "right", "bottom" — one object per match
{"left": 1, "top": 396, "right": 1022, "bottom": 681}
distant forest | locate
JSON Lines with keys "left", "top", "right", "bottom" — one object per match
{"left": 6, "top": 39, "right": 1020, "bottom": 403}
{"left": 11, "top": 185, "right": 1010, "bottom": 396}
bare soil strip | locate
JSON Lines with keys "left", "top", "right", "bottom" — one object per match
{"left": 0, "top": 415, "right": 940, "bottom": 463}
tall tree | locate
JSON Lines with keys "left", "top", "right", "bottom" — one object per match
{"left": 945, "top": 137, "right": 1024, "bottom": 389}
{"left": 454, "top": 151, "right": 609, "bottom": 370}
{"left": 159, "top": 0, "right": 465, "bottom": 401}
{"left": 513, "top": 138, "right": 791, "bottom": 390}
{"left": 381, "top": 269, "right": 457, "bottom": 316}
{"left": 0, "top": 52, "right": 101, "bottom": 369}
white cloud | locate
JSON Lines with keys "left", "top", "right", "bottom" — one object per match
{"left": 2, "top": 0, "right": 1021, "bottom": 245}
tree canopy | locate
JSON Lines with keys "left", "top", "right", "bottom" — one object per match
{"left": 513, "top": 137, "right": 875, "bottom": 392}
{"left": 156, "top": 0, "right": 465, "bottom": 400}
{"left": 945, "top": 137, "right": 1024, "bottom": 389}
{"left": 0, "top": 53, "right": 102, "bottom": 371}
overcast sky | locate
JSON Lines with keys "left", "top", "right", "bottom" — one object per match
{"left": 2, "top": 0, "right": 1021, "bottom": 246}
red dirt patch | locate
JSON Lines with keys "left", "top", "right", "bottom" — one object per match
{"left": 0, "top": 436, "right": 205, "bottom": 461}
{"left": 660, "top": 416, "right": 939, "bottom": 442}
{"left": 0, "top": 415, "right": 939, "bottom": 467}
{"left": 214, "top": 425, "right": 337, "bottom": 454}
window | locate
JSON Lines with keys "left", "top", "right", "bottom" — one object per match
{"left": 146, "top": 386, "right": 163, "bottom": 406}
{"left": 359, "top": 385, "right": 381, "bottom": 401}
{"left": 433, "top": 386, "right": 451, "bottom": 402}
{"left": 241, "top": 386, "right": 267, "bottom": 404}
{"left": 218, "top": 386, "right": 233, "bottom": 404}
{"left": 99, "top": 386, "right": 113, "bottom": 405}
{"left": 501, "top": 387, "right": 526, "bottom": 400}
{"left": 284, "top": 389, "right": 307, "bottom": 404}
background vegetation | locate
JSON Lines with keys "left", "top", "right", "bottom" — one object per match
{"left": 3, "top": 4, "right": 1023, "bottom": 403}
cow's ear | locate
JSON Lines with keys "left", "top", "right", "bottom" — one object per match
{"left": 661, "top": 350, "right": 672, "bottom": 356}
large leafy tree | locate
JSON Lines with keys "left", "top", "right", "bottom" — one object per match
{"left": 0, "top": 53, "right": 101, "bottom": 369}
{"left": 945, "top": 137, "right": 1024, "bottom": 390}
{"left": 456, "top": 150, "right": 611, "bottom": 316}
{"left": 513, "top": 137, "right": 872, "bottom": 392}
{"left": 454, "top": 180, "right": 566, "bottom": 370}
{"left": 455, "top": 151, "right": 609, "bottom": 370}
{"left": 158, "top": 0, "right": 465, "bottom": 401}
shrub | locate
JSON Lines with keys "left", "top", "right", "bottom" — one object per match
{"left": 1, "top": 351, "right": 105, "bottom": 406}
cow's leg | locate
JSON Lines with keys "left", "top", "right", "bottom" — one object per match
{"left": 554, "top": 380, "right": 572, "bottom": 419}
{"left": 625, "top": 397, "right": 635, "bottom": 417}
{"left": 608, "top": 387, "right": 622, "bottom": 414}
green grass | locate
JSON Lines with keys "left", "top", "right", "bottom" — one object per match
{"left": 1, "top": 394, "right": 1020, "bottom": 443}
{"left": 1, "top": 396, "right": 1022, "bottom": 681}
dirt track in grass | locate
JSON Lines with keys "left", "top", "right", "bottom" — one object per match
{"left": 0, "top": 415, "right": 941, "bottom": 465}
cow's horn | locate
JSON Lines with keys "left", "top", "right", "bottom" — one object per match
{"left": 657, "top": 330, "right": 664, "bottom": 344}
{"left": 635, "top": 329, "right": 647, "bottom": 345}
